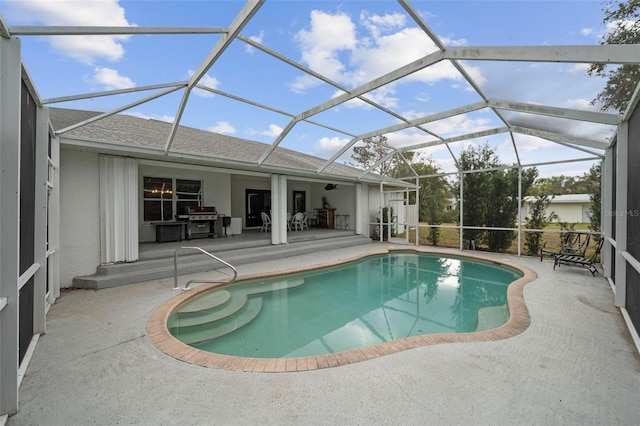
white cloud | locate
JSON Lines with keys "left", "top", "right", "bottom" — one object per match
{"left": 359, "top": 86, "right": 399, "bottom": 109}
{"left": 424, "top": 114, "right": 493, "bottom": 138}
{"left": 291, "top": 10, "right": 483, "bottom": 107}
{"left": 92, "top": 67, "right": 135, "bottom": 90}
{"left": 510, "top": 134, "right": 558, "bottom": 153}
{"left": 8, "top": 0, "right": 133, "bottom": 64}
{"left": 294, "top": 10, "right": 357, "bottom": 81}
{"left": 359, "top": 10, "right": 406, "bottom": 39}
{"left": 261, "top": 124, "right": 284, "bottom": 138}
{"left": 567, "top": 63, "right": 590, "bottom": 74}
{"left": 314, "top": 136, "right": 350, "bottom": 156}
{"left": 566, "top": 98, "right": 597, "bottom": 111}
{"left": 125, "top": 111, "right": 174, "bottom": 123}
{"left": 580, "top": 28, "right": 594, "bottom": 36}
{"left": 188, "top": 70, "right": 220, "bottom": 98}
{"left": 207, "top": 122, "right": 236, "bottom": 134}
{"left": 245, "top": 30, "right": 265, "bottom": 53}
{"left": 385, "top": 130, "right": 440, "bottom": 150}
{"left": 400, "top": 110, "right": 428, "bottom": 121}
{"left": 288, "top": 74, "right": 323, "bottom": 94}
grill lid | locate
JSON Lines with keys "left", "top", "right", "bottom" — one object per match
{"left": 187, "top": 206, "right": 217, "bottom": 214}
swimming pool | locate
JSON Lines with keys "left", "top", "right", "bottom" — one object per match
{"left": 161, "top": 251, "right": 527, "bottom": 362}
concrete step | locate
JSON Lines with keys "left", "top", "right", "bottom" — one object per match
{"left": 171, "top": 297, "right": 264, "bottom": 345}
{"left": 171, "top": 278, "right": 305, "bottom": 327}
{"left": 72, "top": 234, "right": 372, "bottom": 289}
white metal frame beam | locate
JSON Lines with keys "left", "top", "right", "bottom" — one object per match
{"left": 444, "top": 44, "right": 640, "bottom": 64}
{"left": 8, "top": 26, "right": 226, "bottom": 36}
{"left": 164, "top": 0, "right": 265, "bottom": 154}
{"left": 488, "top": 98, "right": 620, "bottom": 125}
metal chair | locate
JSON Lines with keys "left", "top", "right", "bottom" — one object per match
{"left": 540, "top": 231, "right": 590, "bottom": 261}
{"left": 554, "top": 237, "right": 604, "bottom": 276}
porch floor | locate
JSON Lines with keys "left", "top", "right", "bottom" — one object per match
{"left": 138, "top": 228, "right": 356, "bottom": 259}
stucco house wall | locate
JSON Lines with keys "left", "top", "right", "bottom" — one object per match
{"left": 523, "top": 194, "right": 592, "bottom": 224}
{"left": 59, "top": 148, "right": 101, "bottom": 287}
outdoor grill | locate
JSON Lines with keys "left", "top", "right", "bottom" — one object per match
{"left": 178, "top": 206, "right": 221, "bottom": 239}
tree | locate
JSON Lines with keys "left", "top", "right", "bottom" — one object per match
{"left": 454, "top": 143, "right": 537, "bottom": 252}
{"left": 349, "top": 135, "right": 413, "bottom": 176}
{"left": 588, "top": 0, "right": 640, "bottom": 113}
{"left": 413, "top": 160, "right": 450, "bottom": 245}
{"left": 454, "top": 143, "right": 499, "bottom": 244}
{"left": 529, "top": 175, "right": 592, "bottom": 196}
{"left": 584, "top": 162, "right": 602, "bottom": 232}
{"left": 524, "top": 195, "right": 558, "bottom": 256}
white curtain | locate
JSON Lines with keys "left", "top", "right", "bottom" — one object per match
{"left": 100, "top": 156, "right": 139, "bottom": 263}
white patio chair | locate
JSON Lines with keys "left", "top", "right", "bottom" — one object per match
{"left": 292, "top": 212, "right": 306, "bottom": 231}
{"left": 260, "top": 211, "right": 271, "bottom": 232}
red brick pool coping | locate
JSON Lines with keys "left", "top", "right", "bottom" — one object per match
{"left": 146, "top": 247, "right": 537, "bottom": 372}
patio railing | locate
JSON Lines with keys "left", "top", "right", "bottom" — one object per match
{"left": 173, "top": 246, "right": 237, "bottom": 291}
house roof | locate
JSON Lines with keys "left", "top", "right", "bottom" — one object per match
{"left": 50, "top": 107, "right": 394, "bottom": 185}
{"left": 548, "top": 194, "right": 592, "bottom": 203}
{"left": 524, "top": 194, "right": 591, "bottom": 204}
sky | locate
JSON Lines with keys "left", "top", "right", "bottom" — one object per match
{"left": 0, "top": 0, "right": 618, "bottom": 178}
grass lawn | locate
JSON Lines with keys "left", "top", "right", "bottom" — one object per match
{"left": 405, "top": 222, "right": 598, "bottom": 259}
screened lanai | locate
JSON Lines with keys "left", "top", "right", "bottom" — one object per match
{"left": 3, "top": 0, "right": 628, "bottom": 245}
{"left": 1, "top": 0, "right": 640, "bottom": 420}
{"left": 2, "top": 0, "right": 624, "bottom": 177}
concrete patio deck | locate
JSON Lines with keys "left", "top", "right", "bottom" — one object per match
{"left": 8, "top": 244, "right": 640, "bottom": 425}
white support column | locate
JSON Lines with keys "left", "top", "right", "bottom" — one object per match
{"left": 33, "top": 107, "right": 49, "bottom": 335}
{"left": 355, "top": 183, "right": 363, "bottom": 235}
{"left": 270, "top": 174, "right": 281, "bottom": 245}
{"left": 0, "top": 35, "right": 22, "bottom": 417}
{"left": 614, "top": 122, "right": 628, "bottom": 308}
{"left": 517, "top": 167, "right": 522, "bottom": 257}
{"left": 415, "top": 178, "right": 420, "bottom": 246}
{"left": 459, "top": 171, "right": 464, "bottom": 250}
{"left": 278, "top": 175, "right": 288, "bottom": 244}
{"left": 603, "top": 150, "right": 613, "bottom": 279}
{"left": 379, "top": 182, "right": 384, "bottom": 242}
{"left": 49, "top": 136, "right": 61, "bottom": 301}
{"left": 99, "top": 157, "right": 139, "bottom": 263}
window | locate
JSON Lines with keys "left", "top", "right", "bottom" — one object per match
{"left": 176, "top": 179, "right": 202, "bottom": 216}
{"left": 143, "top": 177, "right": 201, "bottom": 221}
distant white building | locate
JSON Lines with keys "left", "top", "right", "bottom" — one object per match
{"left": 522, "top": 194, "right": 592, "bottom": 224}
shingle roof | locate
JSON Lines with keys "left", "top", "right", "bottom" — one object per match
{"left": 49, "top": 107, "right": 385, "bottom": 183}
{"left": 523, "top": 194, "right": 591, "bottom": 203}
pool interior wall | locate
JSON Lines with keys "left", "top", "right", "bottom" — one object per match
{"left": 146, "top": 247, "right": 537, "bottom": 372}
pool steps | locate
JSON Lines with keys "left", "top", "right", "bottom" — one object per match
{"left": 177, "top": 289, "right": 232, "bottom": 314}
{"left": 475, "top": 304, "right": 509, "bottom": 331}
{"left": 172, "top": 298, "right": 264, "bottom": 345}
{"left": 72, "top": 231, "right": 371, "bottom": 289}
{"left": 169, "top": 278, "right": 305, "bottom": 345}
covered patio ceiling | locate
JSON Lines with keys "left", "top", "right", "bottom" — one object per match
{"left": 2, "top": 0, "right": 638, "bottom": 181}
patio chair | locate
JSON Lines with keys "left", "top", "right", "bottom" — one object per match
{"left": 540, "top": 231, "right": 590, "bottom": 261}
{"left": 260, "top": 212, "right": 271, "bottom": 232}
{"left": 292, "top": 212, "right": 306, "bottom": 231}
{"left": 553, "top": 237, "right": 604, "bottom": 276}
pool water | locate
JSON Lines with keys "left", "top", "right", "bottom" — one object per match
{"left": 168, "top": 252, "right": 523, "bottom": 358}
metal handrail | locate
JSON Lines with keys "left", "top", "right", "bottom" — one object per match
{"left": 173, "top": 246, "right": 237, "bottom": 291}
